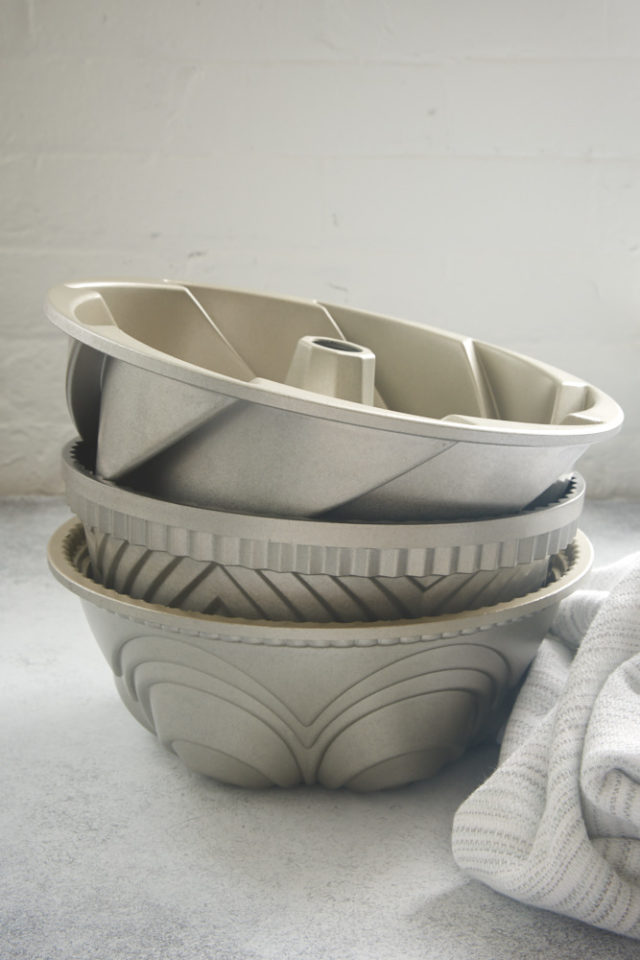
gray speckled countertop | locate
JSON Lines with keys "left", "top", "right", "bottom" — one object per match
{"left": 2, "top": 497, "right": 640, "bottom": 960}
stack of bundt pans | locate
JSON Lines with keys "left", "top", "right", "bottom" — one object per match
{"left": 46, "top": 280, "right": 622, "bottom": 790}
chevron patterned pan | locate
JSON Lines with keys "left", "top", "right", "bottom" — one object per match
{"left": 82, "top": 525, "right": 551, "bottom": 621}
{"left": 64, "top": 442, "right": 584, "bottom": 621}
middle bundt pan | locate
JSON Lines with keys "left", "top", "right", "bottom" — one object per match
{"left": 64, "top": 440, "right": 585, "bottom": 621}
{"left": 46, "top": 280, "right": 623, "bottom": 520}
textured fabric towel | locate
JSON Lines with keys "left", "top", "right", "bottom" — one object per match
{"left": 451, "top": 552, "right": 640, "bottom": 939}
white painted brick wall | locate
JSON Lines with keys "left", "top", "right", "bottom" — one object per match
{"left": 1, "top": 0, "right": 639, "bottom": 497}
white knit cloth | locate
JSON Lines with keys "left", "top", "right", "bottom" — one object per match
{"left": 452, "top": 553, "right": 640, "bottom": 939}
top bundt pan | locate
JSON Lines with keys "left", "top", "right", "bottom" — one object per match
{"left": 46, "top": 280, "right": 623, "bottom": 521}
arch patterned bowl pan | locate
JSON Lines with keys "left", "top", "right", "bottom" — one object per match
{"left": 48, "top": 520, "right": 593, "bottom": 791}
{"left": 64, "top": 442, "right": 585, "bottom": 621}
{"left": 46, "top": 280, "right": 623, "bottom": 520}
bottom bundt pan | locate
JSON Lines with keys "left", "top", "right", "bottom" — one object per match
{"left": 48, "top": 520, "right": 592, "bottom": 791}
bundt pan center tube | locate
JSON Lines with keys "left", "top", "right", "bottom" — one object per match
{"left": 46, "top": 280, "right": 623, "bottom": 520}
{"left": 48, "top": 519, "right": 592, "bottom": 791}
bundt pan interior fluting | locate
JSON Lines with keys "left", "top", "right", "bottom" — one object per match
{"left": 64, "top": 440, "right": 585, "bottom": 621}
{"left": 48, "top": 519, "right": 592, "bottom": 791}
{"left": 46, "top": 280, "right": 623, "bottom": 520}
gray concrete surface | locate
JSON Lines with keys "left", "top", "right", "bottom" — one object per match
{"left": 2, "top": 497, "right": 640, "bottom": 960}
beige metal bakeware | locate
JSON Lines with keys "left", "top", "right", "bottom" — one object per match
{"left": 64, "top": 441, "right": 584, "bottom": 620}
{"left": 46, "top": 280, "right": 622, "bottom": 520}
{"left": 48, "top": 520, "right": 592, "bottom": 791}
